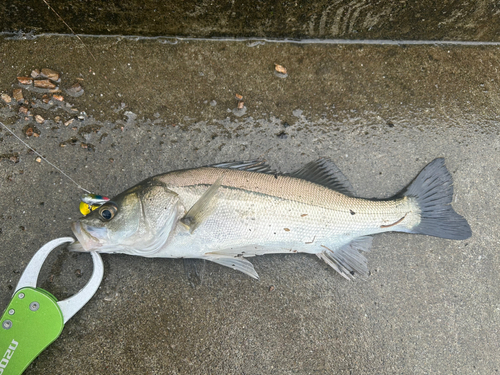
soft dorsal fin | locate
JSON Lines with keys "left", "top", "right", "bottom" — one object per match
{"left": 180, "top": 176, "right": 223, "bottom": 233}
{"left": 209, "top": 160, "right": 276, "bottom": 174}
{"left": 287, "top": 158, "right": 355, "bottom": 196}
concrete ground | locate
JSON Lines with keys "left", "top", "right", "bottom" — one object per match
{"left": 0, "top": 35, "right": 499, "bottom": 374}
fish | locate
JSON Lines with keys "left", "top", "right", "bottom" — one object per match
{"left": 70, "top": 158, "right": 472, "bottom": 280}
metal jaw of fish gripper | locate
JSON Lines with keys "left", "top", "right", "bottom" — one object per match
{"left": 0, "top": 237, "right": 104, "bottom": 374}
{"left": 13, "top": 237, "right": 104, "bottom": 324}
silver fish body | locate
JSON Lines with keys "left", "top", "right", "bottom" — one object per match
{"left": 71, "top": 158, "right": 471, "bottom": 279}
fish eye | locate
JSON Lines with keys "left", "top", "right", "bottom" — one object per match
{"left": 98, "top": 203, "right": 118, "bottom": 221}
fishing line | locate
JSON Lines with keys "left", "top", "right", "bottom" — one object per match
{"left": 0, "top": 120, "right": 92, "bottom": 194}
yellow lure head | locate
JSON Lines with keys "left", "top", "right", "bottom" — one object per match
{"left": 79, "top": 194, "right": 110, "bottom": 216}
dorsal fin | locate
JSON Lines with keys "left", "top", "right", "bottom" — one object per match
{"left": 287, "top": 158, "right": 354, "bottom": 196}
{"left": 209, "top": 160, "right": 276, "bottom": 174}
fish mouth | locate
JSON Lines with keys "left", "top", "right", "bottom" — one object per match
{"left": 70, "top": 221, "right": 104, "bottom": 252}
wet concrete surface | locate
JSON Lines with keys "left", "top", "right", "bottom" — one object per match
{"left": 0, "top": 36, "right": 499, "bottom": 374}
{"left": 2, "top": 0, "right": 500, "bottom": 41}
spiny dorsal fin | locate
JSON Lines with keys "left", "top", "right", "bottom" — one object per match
{"left": 287, "top": 158, "right": 354, "bottom": 196}
{"left": 180, "top": 176, "right": 223, "bottom": 233}
{"left": 209, "top": 160, "right": 276, "bottom": 174}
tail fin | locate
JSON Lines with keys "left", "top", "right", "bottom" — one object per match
{"left": 403, "top": 158, "right": 471, "bottom": 240}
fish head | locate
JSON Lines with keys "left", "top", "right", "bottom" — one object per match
{"left": 70, "top": 179, "right": 182, "bottom": 255}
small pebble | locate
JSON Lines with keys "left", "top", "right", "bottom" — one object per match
{"left": 25, "top": 127, "right": 34, "bottom": 137}
{"left": 66, "top": 82, "right": 84, "bottom": 97}
{"left": 34, "top": 80, "right": 57, "bottom": 89}
{"left": 35, "top": 157, "right": 42, "bottom": 163}
{"left": 18, "top": 106, "right": 29, "bottom": 115}
{"left": 277, "top": 131, "right": 288, "bottom": 139}
{"left": 42, "top": 95, "right": 50, "bottom": 104}
{"left": 64, "top": 118, "right": 74, "bottom": 126}
{"left": 237, "top": 101, "right": 245, "bottom": 109}
{"left": 235, "top": 93, "right": 243, "bottom": 100}
{"left": 41, "top": 68, "right": 60, "bottom": 81}
{"left": 35, "top": 115, "right": 45, "bottom": 124}
{"left": 274, "top": 64, "right": 288, "bottom": 78}
{"left": 274, "top": 64, "right": 287, "bottom": 74}
{"left": 12, "top": 88, "right": 24, "bottom": 103}
{"left": 1, "top": 93, "right": 12, "bottom": 103}
{"left": 10, "top": 156, "right": 19, "bottom": 163}
{"left": 31, "top": 69, "right": 41, "bottom": 79}
{"left": 52, "top": 94, "right": 64, "bottom": 101}
{"left": 54, "top": 116, "right": 61, "bottom": 122}
{"left": 269, "top": 285, "right": 275, "bottom": 292}
{"left": 17, "top": 77, "right": 33, "bottom": 85}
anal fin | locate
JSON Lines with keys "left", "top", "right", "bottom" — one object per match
{"left": 317, "top": 236, "right": 373, "bottom": 280}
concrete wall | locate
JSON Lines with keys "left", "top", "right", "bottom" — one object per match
{"left": 2, "top": 0, "right": 500, "bottom": 41}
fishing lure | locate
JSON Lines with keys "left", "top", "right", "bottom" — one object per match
{"left": 79, "top": 194, "right": 110, "bottom": 216}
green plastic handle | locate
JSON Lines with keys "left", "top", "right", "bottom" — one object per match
{"left": 0, "top": 287, "right": 64, "bottom": 375}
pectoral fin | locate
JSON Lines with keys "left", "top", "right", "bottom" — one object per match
{"left": 181, "top": 176, "right": 223, "bottom": 233}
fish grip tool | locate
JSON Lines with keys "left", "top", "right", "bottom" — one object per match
{"left": 0, "top": 237, "right": 103, "bottom": 374}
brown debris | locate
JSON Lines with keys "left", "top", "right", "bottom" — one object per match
{"left": 380, "top": 213, "right": 408, "bottom": 228}
{"left": 17, "top": 77, "right": 33, "bottom": 85}
{"left": 237, "top": 101, "right": 245, "bottom": 109}
{"left": 34, "top": 79, "right": 57, "bottom": 89}
{"left": 18, "top": 106, "right": 29, "bottom": 115}
{"left": 41, "top": 68, "right": 60, "bottom": 81}
{"left": 274, "top": 64, "right": 287, "bottom": 74}
{"left": 64, "top": 118, "right": 74, "bottom": 127}
{"left": 13, "top": 88, "right": 24, "bottom": 103}
{"left": 35, "top": 115, "right": 45, "bottom": 124}
{"left": 235, "top": 93, "right": 243, "bottom": 100}
{"left": 42, "top": 94, "right": 51, "bottom": 104}
{"left": 24, "top": 125, "right": 41, "bottom": 138}
{"left": 66, "top": 82, "right": 84, "bottom": 97}
{"left": 269, "top": 285, "right": 275, "bottom": 292}
{"left": 1, "top": 93, "right": 11, "bottom": 103}
{"left": 52, "top": 94, "right": 64, "bottom": 101}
